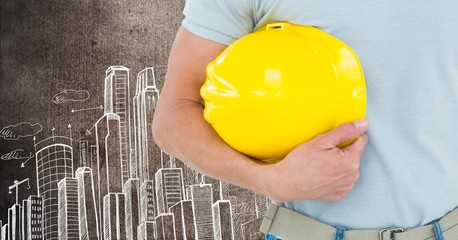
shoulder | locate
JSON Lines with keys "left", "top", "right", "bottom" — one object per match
{"left": 182, "top": 0, "right": 279, "bottom": 45}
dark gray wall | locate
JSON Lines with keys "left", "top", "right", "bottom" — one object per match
{"left": 0, "top": 0, "right": 184, "bottom": 221}
{"left": 1, "top": 1, "right": 268, "bottom": 239}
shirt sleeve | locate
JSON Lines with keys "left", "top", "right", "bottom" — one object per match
{"left": 182, "top": 0, "right": 257, "bottom": 45}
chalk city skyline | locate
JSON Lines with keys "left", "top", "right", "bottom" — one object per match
{"left": 0, "top": 66, "right": 269, "bottom": 240}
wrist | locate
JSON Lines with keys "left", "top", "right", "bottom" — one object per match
{"left": 243, "top": 159, "right": 281, "bottom": 200}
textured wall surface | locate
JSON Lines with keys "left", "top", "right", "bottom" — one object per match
{"left": 0, "top": 0, "right": 184, "bottom": 227}
{"left": 1, "top": 1, "right": 268, "bottom": 239}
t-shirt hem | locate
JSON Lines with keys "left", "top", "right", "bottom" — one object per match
{"left": 182, "top": 20, "right": 235, "bottom": 46}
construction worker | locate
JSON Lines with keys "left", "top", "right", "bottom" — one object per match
{"left": 152, "top": 1, "right": 458, "bottom": 239}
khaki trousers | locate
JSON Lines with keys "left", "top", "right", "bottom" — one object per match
{"left": 260, "top": 203, "right": 458, "bottom": 240}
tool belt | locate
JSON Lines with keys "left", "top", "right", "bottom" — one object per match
{"left": 260, "top": 203, "right": 458, "bottom": 240}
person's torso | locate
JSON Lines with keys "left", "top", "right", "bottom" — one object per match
{"left": 254, "top": 0, "right": 458, "bottom": 229}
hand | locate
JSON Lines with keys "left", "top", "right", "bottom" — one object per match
{"left": 259, "top": 119, "right": 369, "bottom": 202}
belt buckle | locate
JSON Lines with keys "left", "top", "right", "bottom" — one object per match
{"left": 379, "top": 227, "right": 404, "bottom": 240}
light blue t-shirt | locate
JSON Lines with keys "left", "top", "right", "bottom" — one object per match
{"left": 182, "top": 0, "right": 458, "bottom": 230}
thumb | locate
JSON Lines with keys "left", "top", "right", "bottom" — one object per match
{"left": 315, "top": 119, "right": 369, "bottom": 148}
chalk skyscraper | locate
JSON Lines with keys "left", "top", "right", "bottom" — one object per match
{"left": 103, "top": 193, "right": 126, "bottom": 240}
{"left": 57, "top": 177, "right": 80, "bottom": 240}
{"left": 124, "top": 178, "right": 140, "bottom": 240}
{"left": 213, "top": 200, "right": 233, "bottom": 240}
{"left": 104, "top": 66, "right": 133, "bottom": 184}
{"left": 187, "top": 184, "right": 215, "bottom": 240}
{"left": 26, "top": 195, "right": 43, "bottom": 240}
{"left": 133, "top": 67, "right": 164, "bottom": 183}
{"left": 155, "top": 168, "right": 185, "bottom": 215}
{"left": 36, "top": 137, "right": 74, "bottom": 240}
{"left": 76, "top": 167, "right": 100, "bottom": 240}
{"left": 94, "top": 114, "right": 123, "bottom": 212}
{"left": 8, "top": 204, "right": 22, "bottom": 240}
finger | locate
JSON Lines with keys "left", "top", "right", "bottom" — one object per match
{"left": 314, "top": 119, "right": 369, "bottom": 149}
{"left": 341, "top": 134, "right": 369, "bottom": 159}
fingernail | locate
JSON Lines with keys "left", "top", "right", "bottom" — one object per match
{"left": 353, "top": 119, "right": 368, "bottom": 129}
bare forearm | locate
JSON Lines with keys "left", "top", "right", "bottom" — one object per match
{"left": 151, "top": 27, "right": 270, "bottom": 195}
{"left": 152, "top": 99, "right": 267, "bottom": 194}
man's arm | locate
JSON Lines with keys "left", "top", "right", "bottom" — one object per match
{"left": 153, "top": 27, "right": 369, "bottom": 202}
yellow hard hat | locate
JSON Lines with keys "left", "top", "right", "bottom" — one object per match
{"left": 201, "top": 22, "right": 366, "bottom": 163}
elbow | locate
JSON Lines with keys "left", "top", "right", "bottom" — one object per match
{"left": 152, "top": 112, "right": 168, "bottom": 153}
{"left": 152, "top": 90, "right": 173, "bottom": 151}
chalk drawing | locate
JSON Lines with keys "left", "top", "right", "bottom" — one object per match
{"left": 51, "top": 89, "right": 90, "bottom": 104}
{"left": 1, "top": 149, "right": 32, "bottom": 161}
{"left": 0, "top": 66, "right": 269, "bottom": 240}
{"left": 0, "top": 122, "right": 42, "bottom": 140}
{"left": 71, "top": 105, "right": 103, "bottom": 114}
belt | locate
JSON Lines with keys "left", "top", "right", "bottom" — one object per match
{"left": 260, "top": 203, "right": 458, "bottom": 240}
